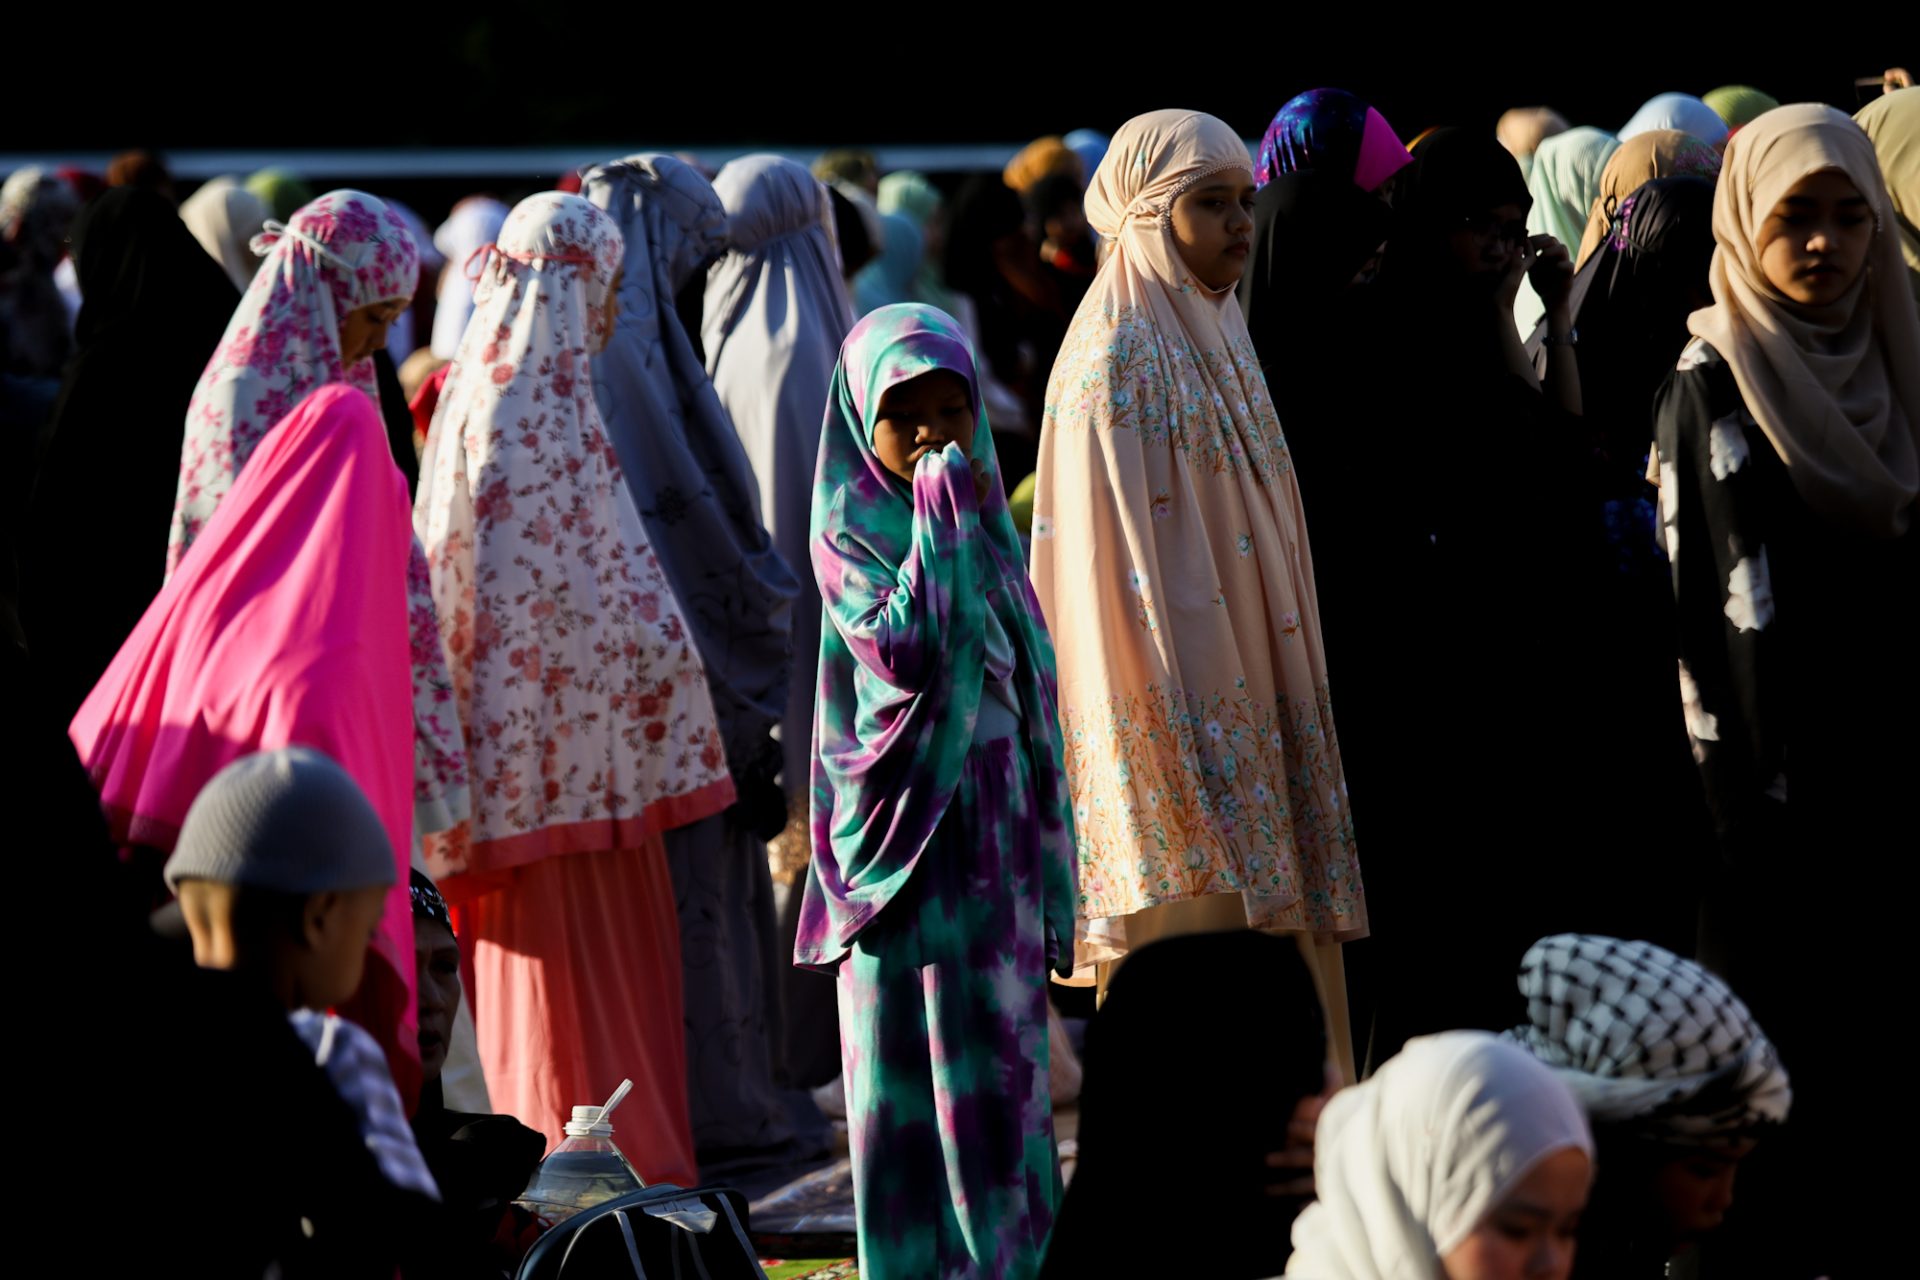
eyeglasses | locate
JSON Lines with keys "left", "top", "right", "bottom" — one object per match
{"left": 1460, "top": 212, "right": 1529, "bottom": 245}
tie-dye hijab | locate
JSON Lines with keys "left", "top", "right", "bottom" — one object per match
{"left": 794, "top": 303, "right": 1075, "bottom": 970}
{"left": 1254, "top": 88, "right": 1412, "bottom": 193}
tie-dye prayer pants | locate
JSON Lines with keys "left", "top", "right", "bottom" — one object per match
{"left": 836, "top": 735, "right": 1061, "bottom": 1280}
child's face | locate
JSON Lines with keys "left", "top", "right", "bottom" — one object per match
{"left": 414, "top": 918, "right": 462, "bottom": 1082}
{"left": 1757, "top": 169, "right": 1873, "bottom": 307}
{"left": 301, "top": 885, "right": 392, "bottom": 1010}
{"left": 871, "top": 369, "right": 975, "bottom": 484}
{"left": 1170, "top": 167, "right": 1256, "bottom": 291}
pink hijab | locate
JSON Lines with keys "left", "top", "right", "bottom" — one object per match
{"left": 165, "top": 187, "right": 469, "bottom": 837}
{"left": 169, "top": 189, "right": 419, "bottom": 568}
{"left": 73, "top": 384, "right": 421, "bottom": 1101}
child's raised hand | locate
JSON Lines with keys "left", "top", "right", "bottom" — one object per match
{"left": 971, "top": 457, "right": 994, "bottom": 507}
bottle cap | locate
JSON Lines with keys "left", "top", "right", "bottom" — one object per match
{"left": 564, "top": 1104, "right": 614, "bottom": 1138}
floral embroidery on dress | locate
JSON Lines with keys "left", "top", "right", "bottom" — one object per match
{"left": 1059, "top": 680, "right": 1361, "bottom": 932}
{"left": 1723, "top": 543, "right": 1774, "bottom": 633}
{"left": 1045, "top": 303, "right": 1292, "bottom": 484}
{"left": 1127, "top": 570, "right": 1159, "bottom": 631}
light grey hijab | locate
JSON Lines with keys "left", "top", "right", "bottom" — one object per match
{"left": 702, "top": 154, "right": 852, "bottom": 795}
{"left": 582, "top": 154, "right": 798, "bottom": 787}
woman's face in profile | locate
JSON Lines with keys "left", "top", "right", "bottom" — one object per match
{"left": 1442, "top": 1146, "right": 1590, "bottom": 1280}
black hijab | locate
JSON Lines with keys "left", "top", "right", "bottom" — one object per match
{"left": 942, "top": 174, "right": 1030, "bottom": 381}
{"left": 371, "top": 346, "right": 420, "bottom": 498}
{"left": 1238, "top": 169, "right": 1392, "bottom": 382}
{"left": 1569, "top": 175, "right": 1717, "bottom": 472}
{"left": 1041, "top": 933, "right": 1326, "bottom": 1279}
{"left": 20, "top": 187, "right": 238, "bottom": 720}
{"left": 1380, "top": 127, "right": 1532, "bottom": 298}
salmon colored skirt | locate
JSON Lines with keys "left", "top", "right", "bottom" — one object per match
{"left": 460, "top": 837, "right": 697, "bottom": 1187}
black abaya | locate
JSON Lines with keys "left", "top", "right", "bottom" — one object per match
{"left": 20, "top": 188, "right": 238, "bottom": 720}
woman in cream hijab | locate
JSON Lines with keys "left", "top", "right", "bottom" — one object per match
{"left": 1651, "top": 102, "right": 1920, "bottom": 1279}
{"left": 1029, "top": 110, "right": 1363, "bottom": 1077}
{"left": 1287, "top": 1032, "right": 1592, "bottom": 1279}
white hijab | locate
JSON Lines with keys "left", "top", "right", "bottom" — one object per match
{"left": 429, "top": 196, "right": 509, "bottom": 358}
{"left": 179, "top": 177, "right": 269, "bottom": 293}
{"left": 1288, "top": 1033, "right": 1592, "bottom": 1279}
{"left": 1620, "top": 93, "right": 1731, "bottom": 149}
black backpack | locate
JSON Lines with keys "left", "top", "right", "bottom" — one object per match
{"left": 516, "top": 1184, "right": 768, "bottom": 1280}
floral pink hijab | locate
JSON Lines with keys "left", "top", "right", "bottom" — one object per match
{"left": 164, "top": 189, "right": 470, "bottom": 835}
{"left": 415, "top": 192, "right": 734, "bottom": 893}
{"left": 170, "top": 189, "right": 419, "bottom": 566}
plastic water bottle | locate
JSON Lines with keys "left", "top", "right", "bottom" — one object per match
{"left": 516, "top": 1102, "right": 645, "bottom": 1222}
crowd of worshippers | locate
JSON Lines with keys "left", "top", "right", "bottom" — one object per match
{"left": 4, "top": 73, "right": 1915, "bottom": 1280}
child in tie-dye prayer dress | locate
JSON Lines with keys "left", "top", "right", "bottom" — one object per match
{"left": 794, "top": 303, "right": 1078, "bottom": 1280}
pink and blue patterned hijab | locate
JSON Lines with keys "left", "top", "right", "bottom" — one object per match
{"left": 1255, "top": 88, "right": 1414, "bottom": 193}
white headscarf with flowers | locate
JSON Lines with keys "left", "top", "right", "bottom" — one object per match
{"left": 414, "top": 192, "right": 734, "bottom": 884}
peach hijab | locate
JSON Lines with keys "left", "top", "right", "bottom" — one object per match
{"left": 1030, "top": 109, "right": 1364, "bottom": 961}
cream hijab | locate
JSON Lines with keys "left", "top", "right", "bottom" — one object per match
{"left": 1031, "top": 110, "right": 1365, "bottom": 949}
{"left": 1688, "top": 103, "right": 1920, "bottom": 538}
{"left": 1287, "top": 1033, "right": 1592, "bottom": 1279}
{"left": 1574, "top": 129, "right": 1722, "bottom": 269}
{"left": 1855, "top": 89, "right": 1919, "bottom": 304}
{"left": 179, "top": 177, "right": 269, "bottom": 293}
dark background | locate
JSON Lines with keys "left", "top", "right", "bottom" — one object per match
{"left": 10, "top": 24, "right": 1910, "bottom": 154}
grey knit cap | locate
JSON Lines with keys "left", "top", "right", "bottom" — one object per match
{"left": 164, "top": 747, "right": 396, "bottom": 894}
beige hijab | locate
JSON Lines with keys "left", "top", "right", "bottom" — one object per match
{"left": 1855, "top": 89, "right": 1920, "bottom": 304}
{"left": 1030, "top": 110, "right": 1364, "bottom": 961}
{"left": 178, "top": 177, "right": 269, "bottom": 293}
{"left": 1574, "top": 129, "right": 1728, "bottom": 268}
{"left": 1575, "top": 129, "right": 1724, "bottom": 269}
{"left": 1689, "top": 103, "right": 1920, "bottom": 538}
